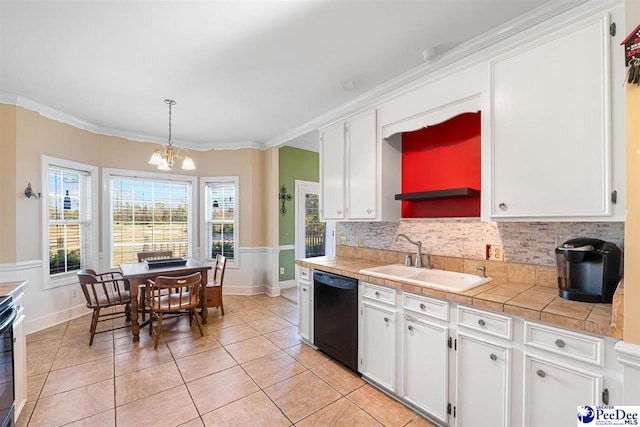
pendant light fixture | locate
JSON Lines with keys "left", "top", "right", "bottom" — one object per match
{"left": 148, "top": 99, "right": 196, "bottom": 171}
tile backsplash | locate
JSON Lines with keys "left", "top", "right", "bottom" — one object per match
{"left": 337, "top": 219, "right": 624, "bottom": 266}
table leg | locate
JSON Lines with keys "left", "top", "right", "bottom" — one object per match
{"left": 130, "top": 278, "right": 140, "bottom": 342}
{"left": 200, "top": 270, "right": 209, "bottom": 324}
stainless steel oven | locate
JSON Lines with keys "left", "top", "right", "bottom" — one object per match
{"left": 0, "top": 297, "right": 16, "bottom": 427}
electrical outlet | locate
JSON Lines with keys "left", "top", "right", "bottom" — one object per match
{"left": 358, "top": 235, "right": 365, "bottom": 247}
{"left": 339, "top": 235, "right": 347, "bottom": 245}
{"left": 486, "top": 245, "right": 505, "bottom": 261}
{"left": 71, "top": 288, "right": 78, "bottom": 298}
{"left": 280, "top": 267, "right": 285, "bottom": 275}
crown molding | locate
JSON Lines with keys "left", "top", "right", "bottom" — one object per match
{"left": 0, "top": 92, "right": 265, "bottom": 151}
{"left": 264, "top": 0, "right": 615, "bottom": 148}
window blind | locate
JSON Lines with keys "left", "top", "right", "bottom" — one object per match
{"left": 111, "top": 176, "right": 191, "bottom": 266}
{"left": 47, "top": 166, "right": 93, "bottom": 275}
{"left": 205, "top": 182, "right": 236, "bottom": 261}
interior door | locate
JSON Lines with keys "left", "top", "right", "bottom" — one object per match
{"left": 295, "top": 181, "right": 334, "bottom": 263}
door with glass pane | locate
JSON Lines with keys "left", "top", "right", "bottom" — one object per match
{"left": 295, "top": 181, "right": 334, "bottom": 261}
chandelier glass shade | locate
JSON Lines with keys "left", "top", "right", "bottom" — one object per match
{"left": 148, "top": 99, "right": 196, "bottom": 171}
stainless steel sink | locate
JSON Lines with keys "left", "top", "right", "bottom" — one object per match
{"left": 359, "top": 264, "right": 491, "bottom": 292}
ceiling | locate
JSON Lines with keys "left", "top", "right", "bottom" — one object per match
{"left": 0, "top": 0, "right": 551, "bottom": 150}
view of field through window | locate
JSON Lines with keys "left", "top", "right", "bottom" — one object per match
{"left": 111, "top": 177, "right": 191, "bottom": 266}
{"left": 205, "top": 182, "right": 236, "bottom": 260}
{"left": 48, "top": 167, "right": 88, "bottom": 275}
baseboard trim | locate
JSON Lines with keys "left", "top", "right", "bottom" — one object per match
{"left": 278, "top": 279, "right": 297, "bottom": 290}
{"left": 25, "top": 303, "right": 90, "bottom": 335}
{"left": 223, "top": 285, "right": 266, "bottom": 296}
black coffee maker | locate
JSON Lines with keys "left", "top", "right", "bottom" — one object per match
{"left": 555, "top": 238, "right": 622, "bottom": 303}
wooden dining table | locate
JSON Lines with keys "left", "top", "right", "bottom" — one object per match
{"left": 119, "top": 258, "right": 212, "bottom": 342}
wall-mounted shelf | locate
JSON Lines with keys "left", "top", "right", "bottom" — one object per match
{"left": 395, "top": 187, "right": 480, "bottom": 201}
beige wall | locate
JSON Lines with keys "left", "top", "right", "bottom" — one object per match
{"left": 0, "top": 105, "right": 17, "bottom": 263}
{"left": 7, "top": 106, "right": 267, "bottom": 263}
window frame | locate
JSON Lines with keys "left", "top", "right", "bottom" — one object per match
{"left": 41, "top": 156, "right": 99, "bottom": 289}
{"left": 200, "top": 176, "right": 239, "bottom": 269}
{"left": 102, "top": 168, "right": 198, "bottom": 269}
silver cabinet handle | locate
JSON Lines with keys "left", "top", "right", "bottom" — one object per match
{"left": 478, "top": 319, "right": 486, "bottom": 327}
{"left": 302, "top": 288, "right": 307, "bottom": 292}
{"left": 419, "top": 303, "right": 426, "bottom": 310}
{"left": 499, "top": 203, "right": 507, "bottom": 210}
{"left": 367, "top": 209, "right": 373, "bottom": 214}
{"left": 490, "top": 353, "right": 497, "bottom": 361}
{"left": 537, "top": 369, "right": 546, "bottom": 378}
{"left": 337, "top": 210, "right": 342, "bottom": 215}
{"left": 408, "top": 325, "right": 414, "bottom": 331}
{"left": 375, "top": 291, "right": 380, "bottom": 297}
{"left": 555, "top": 339, "right": 566, "bottom": 348}
{"left": 384, "top": 317, "right": 390, "bottom": 323}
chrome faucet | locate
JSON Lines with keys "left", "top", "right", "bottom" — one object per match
{"left": 396, "top": 234, "right": 429, "bottom": 268}
{"left": 476, "top": 266, "right": 486, "bottom": 278}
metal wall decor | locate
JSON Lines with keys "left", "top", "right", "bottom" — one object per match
{"left": 279, "top": 185, "right": 292, "bottom": 216}
{"left": 24, "top": 182, "right": 41, "bottom": 199}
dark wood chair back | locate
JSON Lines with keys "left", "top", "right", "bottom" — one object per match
{"left": 137, "top": 250, "right": 173, "bottom": 262}
{"left": 213, "top": 254, "right": 227, "bottom": 285}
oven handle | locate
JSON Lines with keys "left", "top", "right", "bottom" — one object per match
{"left": 0, "top": 306, "right": 16, "bottom": 335}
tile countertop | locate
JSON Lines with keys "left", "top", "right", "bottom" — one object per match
{"left": 296, "top": 256, "right": 624, "bottom": 339}
{"left": 0, "top": 281, "right": 28, "bottom": 300}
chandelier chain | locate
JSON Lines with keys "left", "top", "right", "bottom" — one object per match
{"left": 164, "top": 99, "right": 176, "bottom": 146}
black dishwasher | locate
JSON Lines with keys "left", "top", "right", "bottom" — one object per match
{"left": 313, "top": 271, "right": 358, "bottom": 371}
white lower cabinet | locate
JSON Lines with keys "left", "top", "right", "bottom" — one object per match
{"left": 524, "top": 355, "right": 602, "bottom": 427}
{"left": 402, "top": 316, "right": 448, "bottom": 423}
{"left": 357, "top": 286, "right": 622, "bottom": 427}
{"left": 13, "top": 311, "right": 26, "bottom": 420}
{"left": 361, "top": 301, "right": 396, "bottom": 391}
{"left": 298, "top": 279, "right": 312, "bottom": 344}
{"left": 455, "top": 332, "right": 511, "bottom": 427}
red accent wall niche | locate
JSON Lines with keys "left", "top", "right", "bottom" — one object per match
{"left": 401, "top": 112, "right": 481, "bottom": 218}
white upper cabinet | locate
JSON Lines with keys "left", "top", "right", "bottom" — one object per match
{"left": 319, "top": 109, "right": 400, "bottom": 222}
{"left": 319, "top": 122, "right": 346, "bottom": 220}
{"left": 490, "top": 13, "right": 622, "bottom": 220}
{"left": 347, "top": 110, "right": 377, "bottom": 219}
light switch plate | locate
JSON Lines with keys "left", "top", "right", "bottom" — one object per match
{"left": 279, "top": 267, "right": 285, "bottom": 275}
{"left": 486, "top": 245, "right": 505, "bottom": 261}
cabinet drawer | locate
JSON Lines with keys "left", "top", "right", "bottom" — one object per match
{"left": 299, "top": 267, "right": 311, "bottom": 281}
{"left": 403, "top": 293, "right": 449, "bottom": 321}
{"left": 457, "top": 306, "right": 513, "bottom": 340}
{"left": 524, "top": 321, "right": 604, "bottom": 366}
{"left": 363, "top": 283, "right": 396, "bottom": 306}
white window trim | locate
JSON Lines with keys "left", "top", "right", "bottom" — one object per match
{"left": 102, "top": 168, "right": 198, "bottom": 270}
{"left": 41, "top": 156, "right": 99, "bottom": 289}
{"left": 200, "top": 176, "right": 240, "bottom": 269}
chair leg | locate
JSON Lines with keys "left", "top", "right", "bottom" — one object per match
{"left": 149, "top": 312, "right": 153, "bottom": 336}
{"left": 89, "top": 308, "right": 100, "bottom": 346}
{"left": 153, "top": 313, "right": 164, "bottom": 349}
{"left": 140, "top": 289, "right": 146, "bottom": 322}
{"left": 220, "top": 297, "right": 224, "bottom": 316}
{"left": 125, "top": 303, "right": 132, "bottom": 322}
{"left": 193, "top": 308, "right": 205, "bottom": 337}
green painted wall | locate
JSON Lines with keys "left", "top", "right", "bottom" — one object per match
{"left": 278, "top": 146, "right": 319, "bottom": 281}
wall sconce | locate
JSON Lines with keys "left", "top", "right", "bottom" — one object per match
{"left": 24, "top": 182, "right": 41, "bottom": 199}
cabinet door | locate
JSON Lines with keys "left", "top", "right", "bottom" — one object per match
{"left": 298, "top": 281, "right": 312, "bottom": 343}
{"left": 13, "top": 312, "right": 27, "bottom": 420}
{"left": 491, "top": 15, "right": 611, "bottom": 218}
{"left": 347, "top": 110, "right": 377, "bottom": 219}
{"left": 456, "top": 333, "right": 511, "bottom": 427}
{"left": 524, "top": 356, "right": 601, "bottom": 427}
{"left": 402, "top": 317, "right": 448, "bottom": 423}
{"left": 319, "top": 122, "right": 346, "bottom": 220}
{"left": 361, "top": 302, "right": 396, "bottom": 391}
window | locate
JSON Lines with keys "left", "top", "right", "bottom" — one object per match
{"left": 42, "top": 156, "right": 98, "bottom": 288}
{"left": 201, "top": 177, "right": 238, "bottom": 264}
{"left": 108, "top": 173, "right": 194, "bottom": 267}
